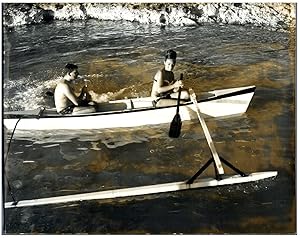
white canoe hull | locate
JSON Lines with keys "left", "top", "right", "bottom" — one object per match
{"left": 5, "top": 171, "right": 277, "bottom": 208}
{"left": 4, "top": 85, "right": 255, "bottom": 131}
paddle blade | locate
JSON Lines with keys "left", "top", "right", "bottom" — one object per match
{"left": 169, "top": 114, "right": 182, "bottom": 138}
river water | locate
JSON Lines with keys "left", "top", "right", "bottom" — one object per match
{"left": 3, "top": 20, "right": 295, "bottom": 234}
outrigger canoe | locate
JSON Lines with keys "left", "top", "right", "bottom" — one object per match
{"left": 4, "top": 85, "right": 256, "bottom": 131}
{"left": 4, "top": 85, "right": 278, "bottom": 208}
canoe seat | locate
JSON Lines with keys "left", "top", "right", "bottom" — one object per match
{"left": 72, "top": 106, "right": 96, "bottom": 115}
{"left": 94, "top": 102, "right": 127, "bottom": 112}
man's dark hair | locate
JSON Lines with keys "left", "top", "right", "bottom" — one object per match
{"left": 165, "top": 50, "right": 177, "bottom": 60}
{"left": 65, "top": 63, "right": 78, "bottom": 74}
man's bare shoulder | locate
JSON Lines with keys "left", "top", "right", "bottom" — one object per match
{"left": 56, "top": 80, "right": 70, "bottom": 89}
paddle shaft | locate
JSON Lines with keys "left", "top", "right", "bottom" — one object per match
{"left": 175, "top": 87, "right": 182, "bottom": 114}
{"left": 189, "top": 89, "right": 224, "bottom": 175}
{"left": 168, "top": 73, "right": 183, "bottom": 138}
{"left": 175, "top": 73, "right": 183, "bottom": 113}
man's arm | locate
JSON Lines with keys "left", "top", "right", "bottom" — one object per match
{"left": 63, "top": 84, "right": 79, "bottom": 106}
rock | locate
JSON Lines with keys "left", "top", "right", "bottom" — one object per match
{"left": 42, "top": 10, "right": 55, "bottom": 23}
{"left": 179, "top": 17, "right": 198, "bottom": 26}
{"left": 159, "top": 14, "right": 167, "bottom": 25}
{"left": 2, "top": 3, "right": 296, "bottom": 31}
{"left": 203, "top": 4, "right": 217, "bottom": 17}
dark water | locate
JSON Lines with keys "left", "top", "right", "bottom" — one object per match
{"left": 3, "top": 20, "right": 295, "bottom": 234}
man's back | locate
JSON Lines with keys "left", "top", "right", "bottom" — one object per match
{"left": 54, "top": 80, "right": 77, "bottom": 113}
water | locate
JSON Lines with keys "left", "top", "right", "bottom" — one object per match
{"left": 3, "top": 20, "right": 295, "bottom": 234}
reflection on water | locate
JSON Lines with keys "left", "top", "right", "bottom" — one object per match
{"left": 3, "top": 19, "right": 295, "bottom": 234}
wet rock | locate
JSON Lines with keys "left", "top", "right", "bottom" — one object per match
{"left": 41, "top": 10, "right": 55, "bottom": 23}
{"left": 159, "top": 14, "right": 166, "bottom": 25}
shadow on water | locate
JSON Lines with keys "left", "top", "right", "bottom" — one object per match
{"left": 3, "top": 19, "right": 296, "bottom": 234}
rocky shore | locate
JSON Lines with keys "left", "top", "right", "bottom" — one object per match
{"left": 3, "top": 3, "right": 296, "bottom": 31}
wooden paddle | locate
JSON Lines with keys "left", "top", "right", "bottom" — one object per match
{"left": 169, "top": 73, "right": 183, "bottom": 138}
{"left": 189, "top": 88, "right": 225, "bottom": 175}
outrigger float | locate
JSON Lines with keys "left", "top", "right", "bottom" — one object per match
{"left": 4, "top": 85, "right": 255, "bottom": 131}
{"left": 4, "top": 172, "right": 277, "bottom": 208}
{"left": 4, "top": 88, "right": 277, "bottom": 209}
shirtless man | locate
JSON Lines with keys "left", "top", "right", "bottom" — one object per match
{"left": 151, "top": 50, "right": 189, "bottom": 107}
{"left": 54, "top": 63, "right": 95, "bottom": 114}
